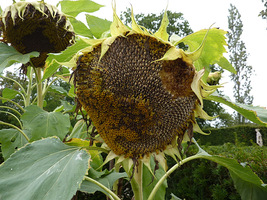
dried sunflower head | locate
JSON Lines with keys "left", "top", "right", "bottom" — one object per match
{"left": 72, "top": 8, "right": 217, "bottom": 167}
{"left": 0, "top": 1, "right": 75, "bottom": 68}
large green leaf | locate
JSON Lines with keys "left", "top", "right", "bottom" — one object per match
{"left": 206, "top": 92, "right": 267, "bottom": 126}
{"left": 69, "top": 18, "right": 93, "bottom": 38}
{"left": 0, "top": 129, "right": 28, "bottom": 159}
{"left": 177, "top": 28, "right": 231, "bottom": 71}
{"left": 21, "top": 105, "right": 70, "bottom": 141}
{"left": 0, "top": 137, "right": 90, "bottom": 200}
{"left": 60, "top": 0, "right": 103, "bottom": 17}
{"left": 199, "top": 154, "right": 267, "bottom": 200}
{"left": 86, "top": 14, "right": 112, "bottom": 38}
{"left": 44, "top": 39, "right": 88, "bottom": 80}
{"left": 0, "top": 43, "right": 39, "bottom": 74}
{"left": 1, "top": 88, "right": 20, "bottom": 103}
{"left": 80, "top": 171, "right": 127, "bottom": 195}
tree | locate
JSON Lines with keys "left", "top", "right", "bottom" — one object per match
{"left": 259, "top": 0, "right": 267, "bottom": 20}
{"left": 227, "top": 4, "right": 254, "bottom": 124}
{"left": 121, "top": 8, "right": 193, "bottom": 38}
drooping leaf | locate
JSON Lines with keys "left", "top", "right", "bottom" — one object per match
{"left": 0, "top": 43, "right": 39, "bottom": 74}
{"left": 67, "top": 120, "right": 89, "bottom": 140}
{"left": 206, "top": 91, "right": 267, "bottom": 126}
{"left": 21, "top": 105, "right": 71, "bottom": 141}
{"left": 69, "top": 17, "right": 93, "bottom": 38}
{"left": 60, "top": 0, "right": 103, "bottom": 17}
{"left": 217, "top": 56, "right": 236, "bottom": 74}
{"left": 198, "top": 155, "right": 267, "bottom": 200}
{"left": 49, "top": 85, "right": 68, "bottom": 95}
{"left": 0, "top": 137, "right": 90, "bottom": 200}
{"left": 65, "top": 138, "right": 103, "bottom": 169}
{"left": 80, "top": 172, "right": 127, "bottom": 195}
{"left": 86, "top": 14, "right": 112, "bottom": 39}
{"left": 177, "top": 28, "right": 228, "bottom": 71}
{"left": 1, "top": 88, "right": 20, "bottom": 103}
{"left": 170, "top": 193, "right": 183, "bottom": 200}
{"left": 45, "top": 38, "right": 88, "bottom": 77}
{"left": 142, "top": 157, "right": 167, "bottom": 200}
{"left": 0, "top": 129, "right": 28, "bottom": 159}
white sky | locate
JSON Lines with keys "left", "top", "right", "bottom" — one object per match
{"left": 1, "top": 0, "right": 267, "bottom": 108}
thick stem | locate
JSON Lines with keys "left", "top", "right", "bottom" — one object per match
{"left": 25, "top": 68, "right": 33, "bottom": 107}
{"left": 36, "top": 68, "right": 43, "bottom": 108}
{"left": 131, "top": 161, "right": 143, "bottom": 200}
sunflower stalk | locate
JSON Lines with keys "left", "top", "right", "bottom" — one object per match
{"left": 35, "top": 68, "right": 44, "bottom": 108}
{"left": 0, "top": 121, "right": 29, "bottom": 142}
{"left": 84, "top": 176, "right": 120, "bottom": 200}
{"left": 25, "top": 67, "right": 33, "bottom": 107}
{"left": 131, "top": 161, "right": 144, "bottom": 200}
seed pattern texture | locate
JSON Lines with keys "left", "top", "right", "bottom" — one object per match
{"left": 74, "top": 33, "right": 197, "bottom": 158}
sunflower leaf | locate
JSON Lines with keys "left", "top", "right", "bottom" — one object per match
{"left": 86, "top": 14, "right": 112, "bottom": 39}
{"left": 69, "top": 17, "right": 93, "bottom": 38}
{"left": 60, "top": 0, "right": 103, "bottom": 17}
{"left": 0, "top": 128, "right": 29, "bottom": 160}
{"left": 198, "top": 155, "right": 267, "bottom": 200}
{"left": 1, "top": 88, "right": 20, "bottom": 103}
{"left": 143, "top": 158, "right": 167, "bottom": 200}
{"left": 0, "top": 137, "right": 90, "bottom": 200}
{"left": 206, "top": 91, "right": 267, "bottom": 126}
{"left": 177, "top": 28, "right": 228, "bottom": 71}
{"left": 0, "top": 43, "right": 39, "bottom": 74}
{"left": 80, "top": 171, "right": 128, "bottom": 195}
{"left": 21, "top": 105, "right": 71, "bottom": 141}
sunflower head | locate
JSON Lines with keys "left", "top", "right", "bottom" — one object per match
{"left": 0, "top": 1, "right": 75, "bottom": 67}
{"left": 72, "top": 8, "right": 215, "bottom": 162}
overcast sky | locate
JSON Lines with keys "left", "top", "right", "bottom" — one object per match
{"left": 1, "top": 0, "right": 267, "bottom": 108}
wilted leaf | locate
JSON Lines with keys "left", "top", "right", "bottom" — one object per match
{"left": 60, "top": 0, "right": 103, "bottom": 17}
{"left": 21, "top": 105, "right": 70, "bottom": 141}
{"left": 1, "top": 88, "right": 20, "bottom": 103}
{"left": 86, "top": 14, "right": 112, "bottom": 38}
{"left": 0, "top": 129, "right": 28, "bottom": 159}
{"left": 0, "top": 137, "right": 90, "bottom": 200}
{"left": 206, "top": 91, "right": 267, "bottom": 126}
{"left": 0, "top": 43, "right": 39, "bottom": 74}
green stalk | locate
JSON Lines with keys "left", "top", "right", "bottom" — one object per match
{"left": 0, "top": 97, "right": 24, "bottom": 112}
{"left": 0, "top": 106, "right": 22, "bottom": 117}
{"left": 131, "top": 161, "right": 143, "bottom": 200}
{"left": 0, "top": 121, "right": 30, "bottom": 142}
{"left": 147, "top": 153, "right": 204, "bottom": 200}
{"left": 0, "top": 111, "right": 23, "bottom": 128}
{"left": 84, "top": 176, "right": 121, "bottom": 200}
{"left": 25, "top": 68, "right": 33, "bottom": 107}
{"left": 0, "top": 75, "right": 27, "bottom": 95}
{"left": 35, "top": 68, "right": 43, "bottom": 108}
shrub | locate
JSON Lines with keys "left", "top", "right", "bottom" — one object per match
{"left": 195, "top": 125, "right": 267, "bottom": 146}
